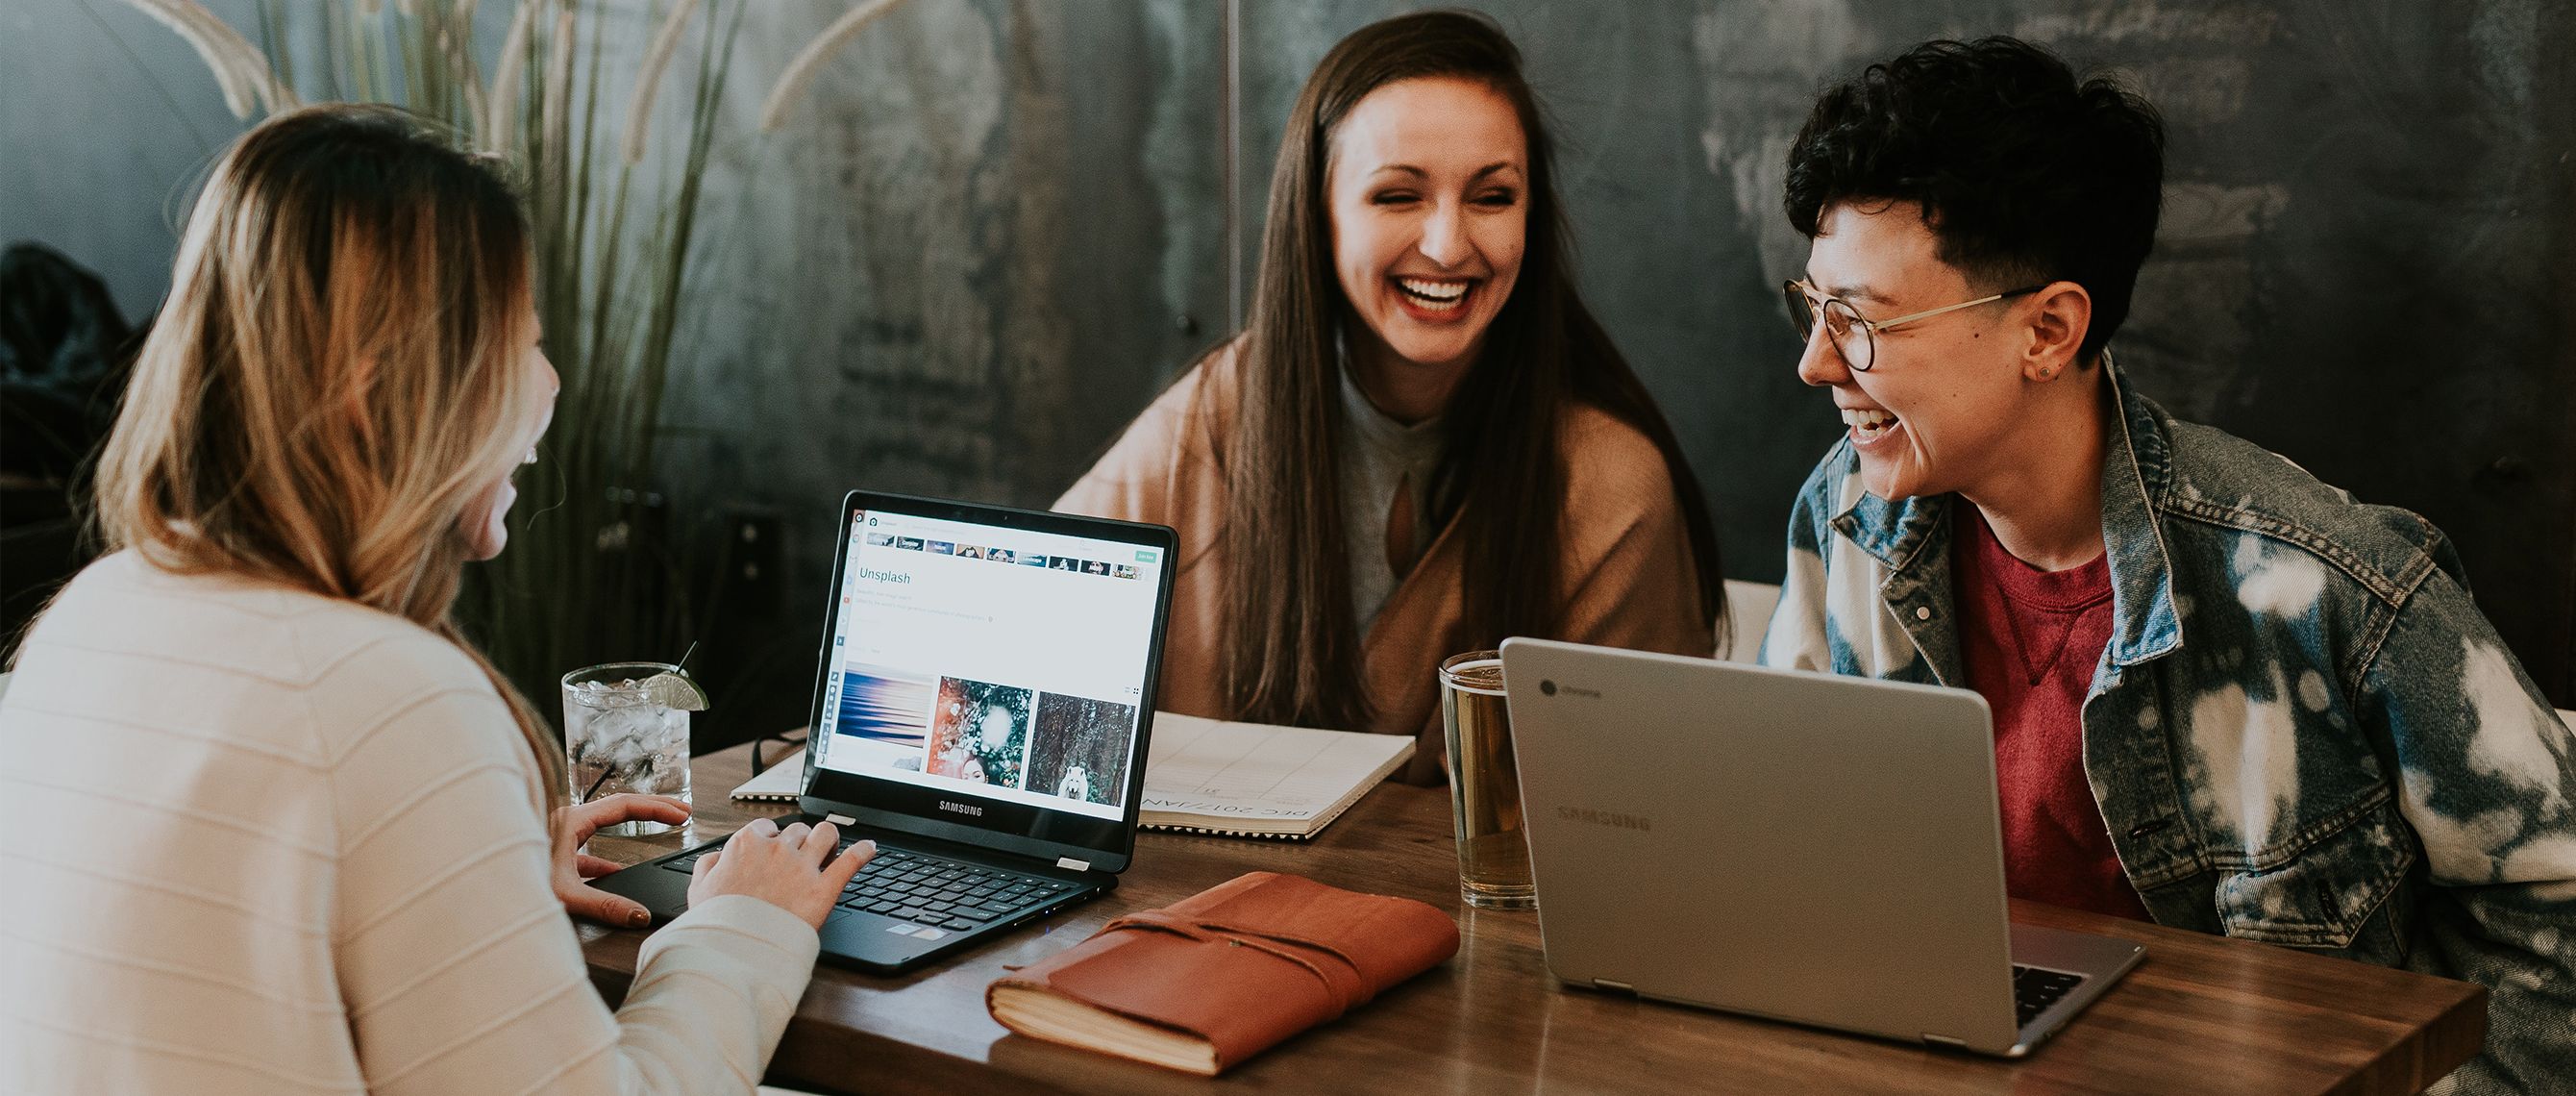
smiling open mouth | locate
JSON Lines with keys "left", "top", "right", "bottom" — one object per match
{"left": 1842, "top": 407, "right": 1901, "bottom": 444}
{"left": 1395, "top": 276, "right": 1472, "bottom": 313}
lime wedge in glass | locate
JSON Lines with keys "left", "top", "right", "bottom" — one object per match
{"left": 638, "top": 670, "right": 710, "bottom": 711}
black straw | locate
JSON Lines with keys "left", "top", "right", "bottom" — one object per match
{"left": 581, "top": 653, "right": 693, "bottom": 805}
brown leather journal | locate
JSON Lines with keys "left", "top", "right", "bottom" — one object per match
{"left": 984, "top": 871, "right": 1460, "bottom": 1075}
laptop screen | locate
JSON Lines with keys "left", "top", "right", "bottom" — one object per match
{"left": 804, "top": 495, "right": 1173, "bottom": 862}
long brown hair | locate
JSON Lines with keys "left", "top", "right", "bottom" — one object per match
{"left": 91, "top": 103, "right": 564, "bottom": 814}
{"left": 1216, "top": 11, "right": 1726, "bottom": 729}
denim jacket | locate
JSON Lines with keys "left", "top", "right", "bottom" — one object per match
{"left": 1759, "top": 361, "right": 2576, "bottom": 1094}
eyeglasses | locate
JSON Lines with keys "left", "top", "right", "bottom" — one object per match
{"left": 1782, "top": 280, "right": 2046, "bottom": 371}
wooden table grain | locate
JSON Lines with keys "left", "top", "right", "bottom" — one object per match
{"left": 578, "top": 742, "right": 2487, "bottom": 1096}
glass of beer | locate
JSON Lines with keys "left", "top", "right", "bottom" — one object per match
{"left": 1440, "top": 650, "right": 1533, "bottom": 909}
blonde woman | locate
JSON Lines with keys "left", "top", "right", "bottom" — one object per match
{"left": 0, "top": 105, "right": 870, "bottom": 1094}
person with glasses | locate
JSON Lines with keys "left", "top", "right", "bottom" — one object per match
{"left": 1758, "top": 37, "right": 2573, "bottom": 1093}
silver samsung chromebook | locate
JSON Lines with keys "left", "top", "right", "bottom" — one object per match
{"left": 1499, "top": 637, "right": 2144, "bottom": 1057}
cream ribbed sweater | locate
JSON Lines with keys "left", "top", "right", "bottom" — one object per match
{"left": 0, "top": 552, "right": 819, "bottom": 1094}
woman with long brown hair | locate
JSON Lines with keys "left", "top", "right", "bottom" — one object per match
{"left": 0, "top": 105, "right": 868, "bottom": 1093}
{"left": 1059, "top": 11, "right": 1724, "bottom": 783}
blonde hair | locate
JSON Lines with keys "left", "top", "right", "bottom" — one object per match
{"left": 93, "top": 103, "right": 564, "bottom": 816}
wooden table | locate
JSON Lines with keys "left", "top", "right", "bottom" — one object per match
{"left": 579, "top": 743, "right": 2486, "bottom": 1095}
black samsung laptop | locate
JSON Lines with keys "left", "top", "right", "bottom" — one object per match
{"left": 592, "top": 490, "right": 1177, "bottom": 973}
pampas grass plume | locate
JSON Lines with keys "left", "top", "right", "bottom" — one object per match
{"left": 757, "top": 0, "right": 906, "bottom": 133}
{"left": 620, "top": 0, "right": 700, "bottom": 166}
{"left": 484, "top": 0, "right": 537, "bottom": 152}
{"left": 538, "top": 4, "right": 575, "bottom": 161}
{"left": 122, "top": 0, "right": 286, "bottom": 118}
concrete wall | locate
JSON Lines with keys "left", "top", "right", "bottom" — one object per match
{"left": 1233, "top": 0, "right": 2576, "bottom": 707}
{"left": 8, "top": 1, "right": 2574, "bottom": 726}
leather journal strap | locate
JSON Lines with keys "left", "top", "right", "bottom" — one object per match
{"left": 1099, "top": 908, "right": 1372, "bottom": 1016}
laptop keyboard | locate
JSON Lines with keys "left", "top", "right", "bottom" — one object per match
{"left": 661, "top": 840, "right": 1077, "bottom": 934}
{"left": 2012, "top": 965, "right": 2087, "bottom": 1026}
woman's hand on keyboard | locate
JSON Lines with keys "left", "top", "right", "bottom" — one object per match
{"left": 687, "top": 817, "right": 878, "bottom": 930}
{"left": 554, "top": 792, "right": 692, "bottom": 928}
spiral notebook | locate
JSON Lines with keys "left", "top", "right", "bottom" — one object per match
{"left": 1137, "top": 714, "right": 1414, "bottom": 839}
{"left": 737, "top": 717, "right": 1412, "bottom": 838}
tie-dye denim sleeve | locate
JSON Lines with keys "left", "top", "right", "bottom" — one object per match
{"left": 2359, "top": 556, "right": 2576, "bottom": 1095}
{"left": 1759, "top": 450, "right": 1843, "bottom": 673}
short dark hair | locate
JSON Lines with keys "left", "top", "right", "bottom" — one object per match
{"left": 1784, "top": 37, "right": 2165, "bottom": 362}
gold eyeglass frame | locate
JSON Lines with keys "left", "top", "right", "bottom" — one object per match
{"left": 1783, "top": 279, "right": 2047, "bottom": 371}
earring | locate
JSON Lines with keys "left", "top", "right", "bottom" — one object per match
{"left": 2039, "top": 366, "right": 2056, "bottom": 380}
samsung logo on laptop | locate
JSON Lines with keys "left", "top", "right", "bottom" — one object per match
{"left": 938, "top": 800, "right": 984, "bottom": 817}
{"left": 1559, "top": 806, "right": 1651, "bottom": 832}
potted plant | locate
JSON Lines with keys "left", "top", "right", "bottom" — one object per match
{"left": 114, "top": 0, "right": 904, "bottom": 718}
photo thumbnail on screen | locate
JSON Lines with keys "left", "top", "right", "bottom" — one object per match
{"left": 1025, "top": 693, "right": 1138, "bottom": 808}
{"left": 831, "top": 665, "right": 935, "bottom": 771}
{"left": 929, "top": 677, "right": 1033, "bottom": 788}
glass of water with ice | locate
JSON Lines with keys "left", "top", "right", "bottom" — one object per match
{"left": 560, "top": 661, "right": 697, "bottom": 836}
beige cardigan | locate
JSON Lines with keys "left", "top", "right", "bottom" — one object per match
{"left": 1057, "top": 349, "right": 1715, "bottom": 785}
{"left": 0, "top": 552, "right": 818, "bottom": 1095}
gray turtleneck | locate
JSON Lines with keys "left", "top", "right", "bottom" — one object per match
{"left": 1338, "top": 365, "right": 1447, "bottom": 633}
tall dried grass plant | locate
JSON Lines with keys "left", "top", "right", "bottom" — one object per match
{"left": 121, "top": 0, "right": 903, "bottom": 719}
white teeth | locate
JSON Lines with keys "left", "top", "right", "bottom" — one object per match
{"left": 1398, "top": 277, "right": 1470, "bottom": 308}
{"left": 1841, "top": 408, "right": 1899, "bottom": 441}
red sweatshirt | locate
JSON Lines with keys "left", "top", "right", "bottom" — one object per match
{"left": 1951, "top": 505, "right": 2149, "bottom": 921}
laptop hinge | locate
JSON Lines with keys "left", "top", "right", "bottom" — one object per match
{"left": 1593, "top": 979, "right": 1636, "bottom": 994}
{"left": 1922, "top": 1034, "right": 1969, "bottom": 1050}
{"left": 825, "top": 812, "right": 856, "bottom": 826}
{"left": 1055, "top": 857, "right": 1092, "bottom": 871}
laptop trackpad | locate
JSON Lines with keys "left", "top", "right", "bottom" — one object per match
{"left": 819, "top": 910, "right": 944, "bottom": 965}
{"left": 589, "top": 859, "right": 695, "bottom": 923}
{"left": 2009, "top": 922, "right": 2144, "bottom": 977}
{"left": 2006, "top": 922, "right": 2145, "bottom": 1044}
